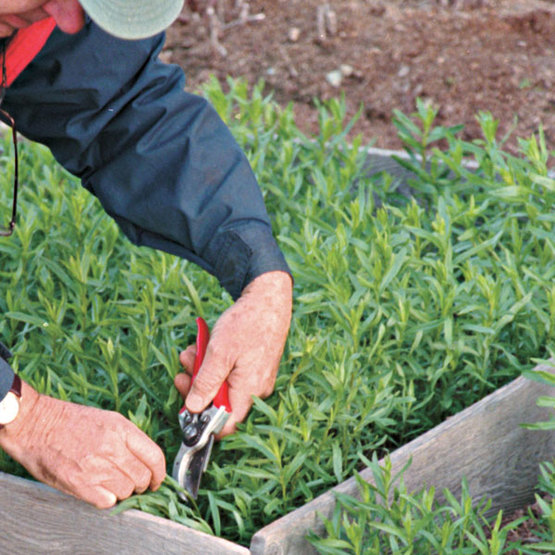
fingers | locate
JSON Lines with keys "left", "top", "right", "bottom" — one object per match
{"left": 175, "top": 346, "right": 195, "bottom": 400}
{"left": 178, "top": 342, "right": 235, "bottom": 433}
{"left": 217, "top": 395, "right": 250, "bottom": 437}
{"left": 178, "top": 351, "right": 249, "bottom": 437}
{"left": 179, "top": 345, "right": 196, "bottom": 373}
{"left": 180, "top": 329, "right": 234, "bottom": 413}
{"left": 99, "top": 473, "right": 136, "bottom": 501}
{"left": 178, "top": 337, "right": 243, "bottom": 434}
{"left": 70, "top": 435, "right": 163, "bottom": 504}
{"left": 118, "top": 457, "right": 153, "bottom": 494}
{"left": 185, "top": 341, "right": 231, "bottom": 413}
{"left": 77, "top": 485, "right": 118, "bottom": 510}
{"left": 54, "top": 458, "right": 142, "bottom": 509}
{"left": 174, "top": 372, "right": 192, "bottom": 399}
{"left": 125, "top": 428, "right": 166, "bottom": 491}
{"left": 217, "top": 370, "right": 277, "bottom": 437}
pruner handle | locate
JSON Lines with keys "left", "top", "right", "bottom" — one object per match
{"left": 184, "top": 317, "right": 231, "bottom": 413}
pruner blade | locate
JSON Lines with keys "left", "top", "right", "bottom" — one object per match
{"left": 172, "top": 317, "right": 232, "bottom": 499}
{"left": 181, "top": 435, "right": 214, "bottom": 499}
{"left": 172, "top": 404, "right": 229, "bottom": 498}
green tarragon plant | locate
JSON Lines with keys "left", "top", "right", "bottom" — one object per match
{"left": 0, "top": 79, "right": 553, "bottom": 545}
{"left": 307, "top": 455, "right": 555, "bottom": 554}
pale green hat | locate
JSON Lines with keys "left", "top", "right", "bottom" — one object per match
{"left": 79, "top": 0, "right": 185, "bottom": 40}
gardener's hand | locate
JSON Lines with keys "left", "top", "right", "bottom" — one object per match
{"left": 0, "top": 381, "right": 165, "bottom": 509}
{"left": 175, "top": 270, "right": 293, "bottom": 437}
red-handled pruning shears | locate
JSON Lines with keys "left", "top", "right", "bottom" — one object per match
{"left": 171, "top": 317, "right": 232, "bottom": 499}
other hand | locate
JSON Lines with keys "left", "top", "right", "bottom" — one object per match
{"left": 0, "top": 381, "right": 166, "bottom": 509}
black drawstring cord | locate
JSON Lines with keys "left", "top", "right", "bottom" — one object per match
{"left": 0, "top": 33, "right": 20, "bottom": 237}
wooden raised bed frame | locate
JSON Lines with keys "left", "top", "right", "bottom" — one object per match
{"left": 2, "top": 360, "right": 554, "bottom": 554}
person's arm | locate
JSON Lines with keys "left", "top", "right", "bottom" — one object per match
{"left": 4, "top": 22, "right": 292, "bottom": 434}
{"left": 4, "top": 22, "right": 290, "bottom": 300}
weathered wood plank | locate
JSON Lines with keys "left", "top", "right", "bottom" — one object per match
{"left": 251, "top": 362, "right": 555, "bottom": 555}
{"left": 0, "top": 472, "right": 249, "bottom": 554}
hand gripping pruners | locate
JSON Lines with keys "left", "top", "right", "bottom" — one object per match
{"left": 172, "top": 317, "right": 232, "bottom": 499}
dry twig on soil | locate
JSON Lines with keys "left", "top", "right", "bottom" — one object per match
{"left": 185, "top": 0, "right": 265, "bottom": 56}
{"left": 316, "top": 3, "right": 338, "bottom": 40}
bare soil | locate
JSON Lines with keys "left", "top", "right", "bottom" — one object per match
{"left": 496, "top": 495, "right": 553, "bottom": 552}
{"left": 163, "top": 0, "right": 555, "bottom": 157}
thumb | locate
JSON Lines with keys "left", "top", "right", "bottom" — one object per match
{"left": 185, "top": 350, "right": 229, "bottom": 413}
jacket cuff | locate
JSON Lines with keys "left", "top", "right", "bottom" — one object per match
{"left": 0, "top": 343, "right": 15, "bottom": 402}
{"left": 204, "top": 224, "right": 291, "bottom": 301}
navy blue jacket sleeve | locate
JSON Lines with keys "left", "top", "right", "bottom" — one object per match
{"left": 3, "top": 21, "right": 290, "bottom": 301}
{"left": 0, "top": 343, "right": 14, "bottom": 401}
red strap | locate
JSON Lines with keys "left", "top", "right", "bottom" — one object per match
{"left": 4, "top": 18, "right": 56, "bottom": 87}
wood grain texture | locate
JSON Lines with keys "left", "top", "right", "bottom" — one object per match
{"left": 250, "top": 362, "right": 555, "bottom": 555}
{"left": 0, "top": 472, "right": 249, "bottom": 555}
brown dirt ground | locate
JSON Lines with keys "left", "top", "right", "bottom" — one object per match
{"left": 163, "top": 0, "right": 555, "bottom": 159}
{"left": 496, "top": 495, "right": 553, "bottom": 552}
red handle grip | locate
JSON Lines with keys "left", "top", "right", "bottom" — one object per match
{"left": 190, "top": 317, "right": 231, "bottom": 412}
{"left": 192, "top": 317, "right": 209, "bottom": 379}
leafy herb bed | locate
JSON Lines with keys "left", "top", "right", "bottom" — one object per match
{"left": 0, "top": 79, "right": 553, "bottom": 546}
{"left": 308, "top": 458, "right": 555, "bottom": 554}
